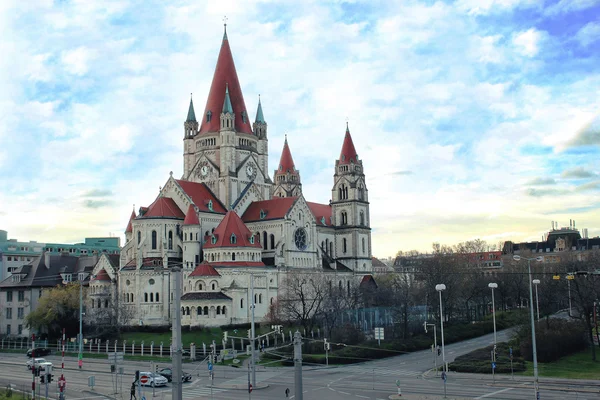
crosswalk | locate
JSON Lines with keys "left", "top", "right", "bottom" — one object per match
{"left": 183, "top": 385, "right": 229, "bottom": 399}
{"left": 337, "top": 364, "right": 423, "bottom": 377}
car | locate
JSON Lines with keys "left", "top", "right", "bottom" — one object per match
{"left": 137, "top": 372, "right": 168, "bottom": 387}
{"left": 26, "top": 358, "right": 53, "bottom": 370}
{"left": 158, "top": 368, "right": 192, "bottom": 383}
{"left": 26, "top": 348, "right": 51, "bottom": 358}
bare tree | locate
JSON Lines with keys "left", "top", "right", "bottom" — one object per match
{"left": 278, "top": 270, "right": 327, "bottom": 334}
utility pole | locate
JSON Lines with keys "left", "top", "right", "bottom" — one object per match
{"left": 294, "top": 331, "right": 303, "bottom": 400}
{"left": 31, "top": 333, "right": 35, "bottom": 400}
{"left": 250, "top": 274, "right": 256, "bottom": 387}
{"left": 172, "top": 266, "right": 183, "bottom": 400}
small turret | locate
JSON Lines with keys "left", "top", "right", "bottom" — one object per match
{"left": 253, "top": 95, "right": 267, "bottom": 138}
{"left": 273, "top": 135, "right": 301, "bottom": 197}
{"left": 184, "top": 94, "right": 198, "bottom": 138}
{"left": 220, "top": 84, "right": 235, "bottom": 130}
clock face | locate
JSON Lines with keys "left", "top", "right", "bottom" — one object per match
{"left": 246, "top": 164, "right": 254, "bottom": 177}
{"left": 201, "top": 165, "right": 209, "bottom": 176}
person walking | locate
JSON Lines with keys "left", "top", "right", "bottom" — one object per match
{"left": 130, "top": 381, "right": 137, "bottom": 400}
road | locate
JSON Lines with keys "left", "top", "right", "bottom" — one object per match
{"left": 0, "top": 329, "right": 598, "bottom": 399}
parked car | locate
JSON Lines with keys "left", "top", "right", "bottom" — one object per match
{"left": 26, "top": 358, "right": 53, "bottom": 370}
{"left": 26, "top": 348, "right": 51, "bottom": 357}
{"left": 138, "top": 372, "right": 168, "bottom": 387}
{"left": 158, "top": 367, "right": 192, "bottom": 383}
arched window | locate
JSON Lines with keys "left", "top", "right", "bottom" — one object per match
{"left": 168, "top": 231, "right": 173, "bottom": 250}
{"left": 197, "top": 306, "right": 202, "bottom": 316}
{"left": 216, "top": 306, "right": 221, "bottom": 315}
{"left": 97, "top": 299, "right": 101, "bottom": 308}
{"left": 249, "top": 235, "right": 254, "bottom": 245}
{"left": 362, "top": 238, "right": 365, "bottom": 253}
{"left": 240, "top": 298, "right": 244, "bottom": 308}
{"left": 343, "top": 238, "right": 347, "bottom": 253}
{"left": 321, "top": 241, "right": 325, "bottom": 251}
{"left": 360, "top": 211, "right": 365, "bottom": 226}
{"left": 330, "top": 242, "right": 333, "bottom": 256}
{"left": 137, "top": 231, "right": 141, "bottom": 244}
{"left": 259, "top": 294, "right": 262, "bottom": 304}
{"left": 339, "top": 281, "right": 342, "bottom": 291}
{"left": 181, "top": 306, "right": 185, "bottom": 315}
{"left": 151, "top": 231, "right": 157, "bottom": 249}
{"left": 204, "top": 306, "right": 209, "bottom": 316}
{"left": 263, "top": 231, "right": 267, "bottom": 250}
{"left": 144, "top": 293, "right": 148, "bottom": 302}
{"left": 270, "top": 234, "right": 275, "bottom": 249}
{"left": 232, "top": 253, "right": 236, "bottom": 261}
{"left": 347, "top": 281, "right": 350, "bottom": 296}
{"left": 254, "top": 294, "right": 257, "bottom": 304}
{"left": 270, "top": 297, "right": 274, "bottom": 305}
{"left": 222, "top": 306, "right": 227, "bottom": 316}
{"left": 156, "top": 293, "right": 159, "bottom": 302}
{"left": 212, "top": 282, "right": 216, "bottom": 290}
{"left": 150, "top": 293, "right": 154, "bottom": 302}
{"left": 230, "top": 234, "right": 236, "bottom": 244}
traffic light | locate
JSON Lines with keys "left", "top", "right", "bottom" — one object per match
{"left": 224, "top": 331, "right": 228, "bottom": 342}
{"left": 48, "top": 374, "right": 53, "bottom": 383}
{"left": 135, "top": 370, "right": 140, "bottom": 383}
{"left": 247, "top": 329, "right": 251, "bottom": 339}
{"left": 40, "top": 375, "right": 45, "bottom": 383}
{"left": 154, "top": 364, "right": 159, "bottom": 373}
{"left": 437, "top": 347, "right": 441, "bottom": 356}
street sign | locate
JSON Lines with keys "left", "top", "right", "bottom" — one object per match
{"left": 108, "top": 352, "right": 124, "bottom": 363}
{"left": 396, "top": 379, "right": 401, "bottom": 387}
{"left": 374, "top": 327, "right": 384, "bottom": 340}
{"left": 140, "top": 375, "right": 149, "bottom": 385}
{"left": 208, "top": 362, "right": 213, "bottom": 371}
{"left": 248, "top": 383, "right": 253, "bottom": 393}
{"left": 441, "top": 372, "right": 447, "bottom": 382}
{"left": 492, "top": 362, "right": 496, "bottom": 369}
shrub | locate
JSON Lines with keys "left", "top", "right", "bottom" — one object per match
{"left": 517, "top": 319, "right": 586, "bottom": 363}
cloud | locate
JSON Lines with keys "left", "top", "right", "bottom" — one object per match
{"left": 576, "top": 181, "right": 600, "bottom": 192}
{"left": 389, "top": 170, "right": 413, "bottom": 176}
{"left": 527, "top": 177, "right": 556, "bottom": 185}
{"left": 83, "top": 189, "right": 113, "bottom": 197}
{"left": 61, "top": 46, "right": 97, "bottom": 76}
{"left": 567, "top": 114, "right": 600, "bottom": 147}
{"left": 526, "top": 188, "right": 569, "bottom": 197}
{"left": 512, "top": 28, "right": 545, "bottom": 57}
{"left": 576, "top": 22, "right": 600, "bottom": 47}
{"left": 561, "top": 167, "right": 597, "bottom": 179}
{"left": 83, "top": 199, "right": 114, "bottom": 209}
{"left": 544, "top": 0, "right": 598, "bottom": 16}
{"left": 456, "top": 0, "right": 541, "bottom": 15}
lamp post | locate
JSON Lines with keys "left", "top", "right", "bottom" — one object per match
{"left": 436, "top": 284, "right": 447, "bottom": 399}
{"left": 513, "top": 255, "right": 542, "bottom": 399}
{"left": 488, "top": 283, "right": 498, "bottom": 345}
{"left": 61, "top": 272, "right": 89, "bottom": 369}
{"left": 532, "top": 279, "right": 541, "bottom": 322}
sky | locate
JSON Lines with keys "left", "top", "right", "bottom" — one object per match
{"left": 0, "top": 0, "right": 599, "bottom": 258}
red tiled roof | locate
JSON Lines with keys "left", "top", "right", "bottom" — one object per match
{"left": 275, "top": 137, "right": 298, "bottom": 176}
{"left": 339, "top": 124, "right": 358, "bottom": 165}
{"left": 92, "top": 268, "right": 111, "bottom": 282}
{"left": 183, "top": 204, "right": 200, "bottom": 225}
{"left": 307, "top": 201, "right": 332, "bottom": 226}
{"left": 241, "top": 197, "right": 297, "bottom": 222}
{"left": 122, "top": 257, "right": 163, "bottom": 269}
{"left": 204, "top": 211, "right": 261, "bottom": 249}
{"left": 125, "top": 210, "right": 136, "bottom": 233}
{"left": 203, "top": 261, "right": 266, "bottom": 268}
{"left": 175, "top": 180, "right": 227, "bottom": 213}
{"left": 142, "top": 197, "right": 185, "bottom": 219}
{"left": 360, "top": 275, "right": 377, "bottom": 288}
{"left": 189, "top": 261, "right": 221, "bottom": 277}
{"left": 199, "top": 31, "right": 252, "bottom": 135}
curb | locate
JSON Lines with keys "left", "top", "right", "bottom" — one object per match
{"left": 210, "top": 382, "right": 269, "bottom": 390}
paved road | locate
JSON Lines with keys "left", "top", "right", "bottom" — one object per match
{"left": 0, "top": 330, "right": 598, "bottom": 399}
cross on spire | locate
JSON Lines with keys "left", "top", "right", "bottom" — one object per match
{"left": 223, "top": 16, "right": 228, "bottom": 40}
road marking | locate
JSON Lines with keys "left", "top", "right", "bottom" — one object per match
{"left": 356, "top": 395, "right": 370, "bottom": 399}
{"left": 338, "top": 390, "right": 350, "bottom": 395}
{"left": 474, "top": 387, "right": 514, "bottom": 399}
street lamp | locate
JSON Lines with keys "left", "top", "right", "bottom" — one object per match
{"left": 488, "top": 283, "right": 498, "bottom": 346}
{"left": 61, "top": 272, "right": 89, "bottom": 369}
{"left": 435, "top": 284, "right": 447, "bottom": 372}
{"left": 513, "top": 255, "right": 542, "bottom": 399}
{"left": 532, "top": 279, "right": 541, "bottom": 322}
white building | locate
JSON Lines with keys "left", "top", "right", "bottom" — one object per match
{"left": 112, "top": 26, "right": 373, "bottom": 327}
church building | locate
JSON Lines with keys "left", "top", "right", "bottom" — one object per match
{"left": 113, "top": 26, "right": 373, "bottom": 327}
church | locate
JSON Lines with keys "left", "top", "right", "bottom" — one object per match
{"left": 91, "top": 26, "right": 373, "bottom": 327}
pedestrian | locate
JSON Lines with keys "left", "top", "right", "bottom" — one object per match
{"left": 130, "top": 381, "right": 137, "bottom": 400}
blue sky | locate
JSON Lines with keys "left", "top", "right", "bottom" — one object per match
{"left": 0, "top": 0, "right": 599, "bottom": 257}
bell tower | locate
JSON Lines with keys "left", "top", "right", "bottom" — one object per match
{"left": 183, "top": 95, "right": 198, "bottom": 178}
{"left": 273, "top": 135, "right": 302, "bottom": 198}
{"left": 331, "top": 123, "right": 372, "bottom": 272}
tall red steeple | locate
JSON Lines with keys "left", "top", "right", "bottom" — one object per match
{"left": 199, "top": 25, "right": 252, "bottom": 134}
{"left": 273, "top": 135, "right": 302, "bottom": 198}
{"left": 339, "top": 122, "right": 358, "bottom": 164}
{"left": 276, "top": 135, "right": 297, "bottom": 175}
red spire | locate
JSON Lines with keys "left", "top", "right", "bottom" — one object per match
{"left": 183, "top": 204, "right": 200, "bottom": 225}
{"left": 204, "top": 210, "right": 261, "bottom": 248}
{"left": 339, "top": 123, "right": 358, "bottom": 164}
{"left": 199, "top": 30, "right": 252, "bottom": 134}
{"left": 125, "top": 210, "right": 136, "bottom": 233}
{"left": 276, "top": 136, "right": 297, "bottom": 175}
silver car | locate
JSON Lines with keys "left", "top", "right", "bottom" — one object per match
{"left": 138, "top": 372, "right": 168, "bottom": 387}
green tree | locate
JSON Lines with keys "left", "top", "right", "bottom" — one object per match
{"left": 25, "top": 283, "right": 85, "bottom": 339}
